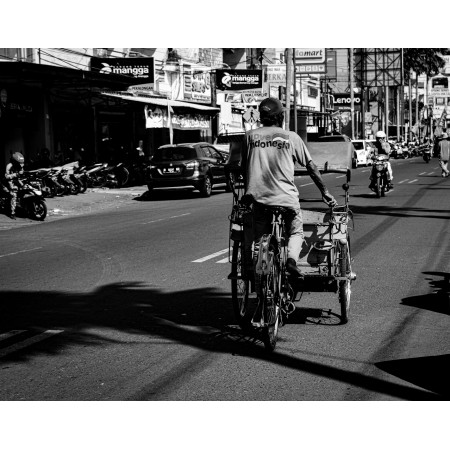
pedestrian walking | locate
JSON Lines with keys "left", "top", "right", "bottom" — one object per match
{"left": 437, "top": 133, "right": 450, "bottom": 177}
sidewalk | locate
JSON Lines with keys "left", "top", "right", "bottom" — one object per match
{"left": 0, "top": 186, "right": 148, "bottom": 231}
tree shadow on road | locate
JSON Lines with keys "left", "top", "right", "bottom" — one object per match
{"left": 401, "top": 271, "right": 450, "bottom": 315}
{"left": 0, "top": 283, "right": 443, "bottom": 400}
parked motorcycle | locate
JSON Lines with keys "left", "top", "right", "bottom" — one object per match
{"left": 85, "top": 163, "right": 119, "bottom": 188}
{"left": 370, "top": 155, "right": 391, "bottom": 198}
{"left": 0, "top": 175, "right": 47, "bottom": 220}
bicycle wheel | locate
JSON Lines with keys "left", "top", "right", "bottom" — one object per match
{"left": 338, "top": 240, "right": 351, "bottom": 324}
{"left": 231, "top": 241, "right": 251, "bottom": 329}
{"left": 258, "top": 243, "right": 281, "bottom": 352}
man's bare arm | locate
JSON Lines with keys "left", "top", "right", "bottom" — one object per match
{"left": 306, "top": 160, "right": 337, "bottom": 206}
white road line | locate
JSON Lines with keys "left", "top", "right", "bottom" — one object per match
{"left": 216, "top": 257, "right": 229, "bottom": 264}
{"left": 0, "top": 330, "right": 64, "bottom": 358}
{"left": 141, "top": 213, "right": 190, "bottom": 225}
{"left": 427, "top": 172, "right": 435, "bottom": 175}
{"left": 419, "top": 172, "right": 427, "bottom": 175}
{"left": 0, "top": 247, "right": 42, "bottom": 259}
{"left": 299, "top": 182, "right": 313, "bottom": 187}
{"left": 408, "top": 179, "right": 418, "bottom": 183}
{"left": 398, "top": 179, "right": 409, "bottom": 184}
{"left": 193, "top": 248, "right": 228, "bottom": 263}
{"left": 0, "top": 330, "right": 27, "bottom": 342}
{"left": 361, "top": 170, "right": 369, "bottom": 172}
{"left": 336, "top": 175, "right": 346, "bottom": 178}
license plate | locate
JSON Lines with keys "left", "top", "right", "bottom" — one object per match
{"left": 163, "top": 167, "right": 180, "bottom": 174}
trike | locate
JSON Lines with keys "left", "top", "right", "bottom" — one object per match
{"left": 225, "top": 141, "right": 356, "bottom": 352}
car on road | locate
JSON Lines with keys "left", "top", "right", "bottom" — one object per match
{"left": 351, "top": 139, "right": 376, "bottom": 167}
{"left": 145, "top": 142, "right": 231, "bottom": 197}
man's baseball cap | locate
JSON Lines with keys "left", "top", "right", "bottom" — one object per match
{"left": 259, "top": 97, "right": 284, "bottom": 116}
{"left": 442, "top": 133, "right": 448, "bottom": 138}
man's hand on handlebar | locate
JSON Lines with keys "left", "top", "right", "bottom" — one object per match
{"left": 322, "top": 191, "right": 338, "bottom": 207}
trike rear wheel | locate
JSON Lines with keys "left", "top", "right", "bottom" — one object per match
{"left": 231, "top": 241, "right": 251, "bottom": 329}
{"left": 338, "top": 241, "right": 351, "bottom": 324}
{"left": 257, "top": 245, "right": 280, "bottom": 352}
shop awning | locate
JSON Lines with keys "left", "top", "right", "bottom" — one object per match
{"left": 101, "top": 91, "right": 220, "bottom": 112}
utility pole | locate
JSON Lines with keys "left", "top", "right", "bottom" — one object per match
{"left": 349, "top": 48, "right": 355, "bottom": 139}
{"left": 409, "top": 69, "right": 413, "bottom": 141}
{"left": 415, "top": 71, "right": 419, "bottom": 141}
{"left": 293, "top": 49, "right": 297, "bottom": 134}
{"left": 285, "top": 48, "right": 293, "bottom": 130}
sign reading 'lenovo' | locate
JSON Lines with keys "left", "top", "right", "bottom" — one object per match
{"left": 332, "top": 93, "right": 362, "bottom": 110}
{"left": 91, "top": 57, "right": 155, "bottom": 84}
{"left": 216, "top": 69, "right": 262, "bottom": 92}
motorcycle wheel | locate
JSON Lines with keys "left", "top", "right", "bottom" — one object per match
{"left": 375, "top": 178, "right": 381, "bottom": 198}
{"left": 78, "top": 179, "right": 87, "bottom": 193}
{"left": 28, "top": 199, "right": 47, "bottom": 221}
{"left": 69, "top": 182, "right": 79, "bottom": 195}
{"left": 91, "top": 174, "right": 107, "bottom": 188}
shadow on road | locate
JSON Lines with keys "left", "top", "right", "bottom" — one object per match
{"left": 401, "top": 271, "right": 450, "bottom": 315}
{"left": 0, "top": 282, "right": 444, "bottom": 400}
{"left": 375, "top": 354, "right": 450, "bottom": 398}
{"left": 133, "top": 187, "right": 229, "bottom": 202}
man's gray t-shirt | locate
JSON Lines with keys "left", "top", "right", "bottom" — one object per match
{"left": 439, "top": 139, "right": 450, "bottom": 161}
{"left": 243, "top": 126, "right": 312, "bottom": 211}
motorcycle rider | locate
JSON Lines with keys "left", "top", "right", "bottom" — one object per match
{"left": 241, "top": 97, "right": 337, "bottom": 278}
{"left": 369, "top": 130, "right": 394, "bottom": 190}
{"left": 3, "top": 152, "right": 25, "bottom": 219}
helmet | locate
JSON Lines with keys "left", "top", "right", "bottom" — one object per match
{"left": 11, "top": 152, "right": 24, "bottom": 164}
{"left": 375, "top": 131, "right": 386, "bottom": 138}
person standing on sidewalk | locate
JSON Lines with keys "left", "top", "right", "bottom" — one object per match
{"left": 3, "top": 152, "right": 25, "bottom": 219}
{"left": 437, "top": 133, "right": 450, "bottom": 177}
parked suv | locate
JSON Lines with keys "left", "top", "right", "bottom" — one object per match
{"left": 146, "top": 142, "right": 231, "bottom": 197}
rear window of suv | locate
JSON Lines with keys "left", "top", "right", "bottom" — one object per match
{"left": 154, "top": 147, "right": 198, "bottom": 161}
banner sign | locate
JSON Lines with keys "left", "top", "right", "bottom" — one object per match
{"left": 91, "top": 57, "right": 155, "bottom": 85}
{"left": 332, "top": 93, "right": 362, "bottom": 110}
{"left": 216, "top": 70, "right": 262, "bottom": 92}
{"left": 144, "top": 105, "right": 209, "bottom": 130}
{"left": 294, "top": 48, "right": 327, "bottom": 74}
{"left": 183, "top": 71, "right": 212, "bottom": 103}
{"left": 266, "top": 65, "right": 287, "bottom": 85}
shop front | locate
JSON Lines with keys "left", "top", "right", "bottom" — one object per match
{"left": 100, "top": 91, "right": 220, "bottom": 153}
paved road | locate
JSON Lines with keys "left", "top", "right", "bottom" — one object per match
{"left": 0, "top": 157, "right": 449, "bottom": 400}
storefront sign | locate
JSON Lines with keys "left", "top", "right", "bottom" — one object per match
{"left": 294, "top": 48, "right": 326, "bottom": 65}
{"left": 332, "top": 93, "right": 362, "bottom": 110}
{"left": 91, "top": 57, "right": 155, "bottom": 85}
{"left": 216, "top": 70, "right": 262, "bottom": 92}
{"left": 266, "top": 65, "right": 287, "bottom": 85}
{"left": 184, "top": 71, "right": 212, "bottom": 103}
{"left": 295, "top": 48, "right": 327, "bottom": 74}
{"left": 144, "top": 105, "right": 209, "bottom": 130}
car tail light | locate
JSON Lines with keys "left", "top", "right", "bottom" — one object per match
{"left": 185, "top": 161, "right": 199, "bottom": 170}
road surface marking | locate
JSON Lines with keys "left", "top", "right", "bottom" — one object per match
{"left": 0, "top": 330, "right": 64, "bottom": 358}
{"left": 141, "top": 213, "right": 190, "bottom": 225}
{"left": 361, "top": 170, "right": 369, "bottom": 172}
{"left": 398, "top": 180, "right": 409, "bottom": 184}
{"left": 336, "top": 175, "right": 346, "bottom": 178}
{"left": 216, "top": 257, "right": 229, "bottom": 264}
{"left": 427, "top": 172, "right": 435, "bottom": 175}
{"left": 419, "top": 172, "right": 427, "bottom": 175}
{"left": 299, "top": 182, "right": 313, "bottom": 187}
{"left": 0, "top": 330, "right": 27, "bottom": 342}
{"left": 0, "top": 247, "right": 42, "bottom": 259}
{"left": 193, "top": 248, "right": 228, "bottom": 263}
{"left": 408, "top": 179, "right": 418, "bottom": 183}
